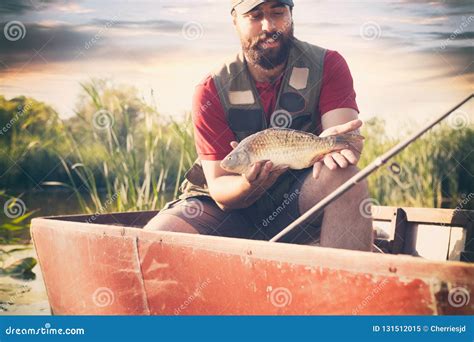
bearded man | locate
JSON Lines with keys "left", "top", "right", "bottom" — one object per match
{"left": 144, "top": 0, "right": 373, "bottom": 251}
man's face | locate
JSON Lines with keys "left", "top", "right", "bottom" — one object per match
{"left": 233, "top": 2, "right": 294, "bottom": 70}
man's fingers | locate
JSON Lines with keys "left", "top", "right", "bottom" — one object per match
{"left": 320, "top": 119, "right": 362, "bottom": 137}
{"left": 272, "top": 164, "right": 289, "bottom": 172}
{"left": 340, "top": 149, "right": 358, "bottom": 164}
{"left": 244, "top": 161, "right": 263, "bottom": 183}
{"left": 255, "top": 161, "right": 273, "bottom": 183}
{"left": 312, "top": 161, "right": 323, "bottom": 179}
{"left": 324, "top": 154, "right": 338, "bottom": 170}
{"left": 272, "top": 165, "right": 289, "bottom": 177}
{"left": 332, "top": 152, "right": 349, "bottom": 168}
{"left": 230, "top": 141, "right": 238, "bottom": 149}
{"left": 264, "top": 165, "right": 289, "bottom": 186}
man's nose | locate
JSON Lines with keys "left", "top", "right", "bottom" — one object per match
{"left": 261, "top": 16, "right": 276, "bottom": 32}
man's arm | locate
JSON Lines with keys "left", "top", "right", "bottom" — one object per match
{"left": 201, "top": 152, "right": 288, "bottom": 211}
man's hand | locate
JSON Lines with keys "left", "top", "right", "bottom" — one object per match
{"left": 229, "top": 141, "right": 289, "bottom": 204}
{"left": 312, "top": 119, "right": 363, "bottom": 179}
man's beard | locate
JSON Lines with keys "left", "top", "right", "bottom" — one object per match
{"left": 242, "top": 24, "right": 294, "bottom": 70}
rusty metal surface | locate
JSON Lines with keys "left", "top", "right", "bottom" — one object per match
{"left": 31, "top": 220, "right": 149, "bottom": 315}
{"left": 31, "top": 216, "right": 474, "bottom": 315}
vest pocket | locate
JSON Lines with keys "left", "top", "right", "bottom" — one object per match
{"left": 289, "top": 112, "right": 312, "bottom": 130}
{"left": 279, "top": 91, "right": 306, "bottom": 113}
{"left": 228, "top": 108, "right": 263, "bottom": 134}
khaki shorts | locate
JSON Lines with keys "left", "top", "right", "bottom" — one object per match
{"left": 146, "top": 168, "right": 323, "bottom": 245}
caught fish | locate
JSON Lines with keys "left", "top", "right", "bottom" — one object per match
{"left": 220, "top": 128, "right": 364, "bottom": 174}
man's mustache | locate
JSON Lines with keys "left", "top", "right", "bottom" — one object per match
{"left": 251, "top": 32, "right": 282, "bottom": 46}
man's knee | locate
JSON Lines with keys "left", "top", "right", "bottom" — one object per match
{"left": 317, "top": 165, "right": 368, "bottom": 194}
{"left": 324, "top": 164, "right": 358, "bottom": 182}
{"left": 143, "top": 212, "right": 200, "bottom": 234}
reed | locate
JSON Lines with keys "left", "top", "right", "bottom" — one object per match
{"left": 44, "top": 81, "right": 196, "bottom": 214}
{"left": 359, "top": 118, "right": 473, "bottom": 209}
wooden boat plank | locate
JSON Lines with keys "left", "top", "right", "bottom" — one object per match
{"left": 372, "top": 206, "right": 472, "bottom": 226}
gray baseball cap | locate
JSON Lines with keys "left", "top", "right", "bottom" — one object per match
{"left": 231, "top": 0, "right": 294, "bottom": 15}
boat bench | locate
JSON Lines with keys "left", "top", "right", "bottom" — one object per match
{"left": 372, "top": 206, "right": 473, "bottom": 262}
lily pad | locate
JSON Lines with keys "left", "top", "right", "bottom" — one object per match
{"left": 0, "top": 257, "right": 37, "bottom": 279}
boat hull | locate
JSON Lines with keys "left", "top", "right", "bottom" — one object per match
{"left": 31, "top": 213, "right": 473, "bottom": 315}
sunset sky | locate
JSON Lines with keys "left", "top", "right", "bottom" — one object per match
{"left": 0, "top": 0, "right": 472, "bottom": 134}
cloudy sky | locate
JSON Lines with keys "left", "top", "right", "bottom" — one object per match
{"left": 0, "top": 0, "right": 472, "bottom": 133}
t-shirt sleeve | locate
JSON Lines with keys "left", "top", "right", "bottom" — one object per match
{"left": 318, "top": 50, "right": 359, "bottom": 115}
{"left": 192, "top": 76, "right": 236, "bottom": 161}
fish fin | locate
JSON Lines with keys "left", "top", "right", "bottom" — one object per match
{"left": 335, "top": 133, "right": 364, "bottom": 154}
{"left": 309, "top": 154, "right": 324, "bottom": 165}
{"left": 272, "top": 164, "right": 290, "bottom": 172}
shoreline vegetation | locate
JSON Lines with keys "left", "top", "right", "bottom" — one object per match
{"left": 0, "top": 79, "right": 473, "bottom": 246}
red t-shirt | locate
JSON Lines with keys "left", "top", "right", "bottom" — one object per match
{"left": 192, "top": 50, "right": 358, "bottom": 161}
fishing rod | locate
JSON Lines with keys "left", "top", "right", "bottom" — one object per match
{"left": 270, "top": 93, "right": 474, "bottom": 242}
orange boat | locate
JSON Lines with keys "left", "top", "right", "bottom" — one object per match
{"left": 30, "top": 206, "right": 473, "bottom": 315}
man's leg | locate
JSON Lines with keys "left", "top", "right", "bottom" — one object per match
{"left": 296, "top": 165, "right": 373, "bottom": 251}
{"left": 143, "top": 196, "right": 260, "bottom": 239}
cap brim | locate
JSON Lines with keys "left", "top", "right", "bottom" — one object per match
{"left": 233, "top": 0, "right": 265, "bottom": 15}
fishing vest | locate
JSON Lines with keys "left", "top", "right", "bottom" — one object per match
{"left": 177, "top": 38, "right": 327, "bottom": 216}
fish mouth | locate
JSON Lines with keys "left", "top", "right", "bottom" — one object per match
{"left": 220, "top": 160, "right": 230, "bottom": 171}
{"left": 220, "top": 160, "right": 245, "bottom": 174}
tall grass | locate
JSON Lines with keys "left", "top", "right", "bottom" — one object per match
{"left": 360, "top": 118, "right": 473, "bottom": 209}
{"left": 45, "top": 81, "right": 196, "bottom": 214}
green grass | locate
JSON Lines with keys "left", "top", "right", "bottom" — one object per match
{"left": 359, "top": 118, "right": 473, "bottom": 209}
{"left": 43, "top": 80, "right": 197, "bottom": 214}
